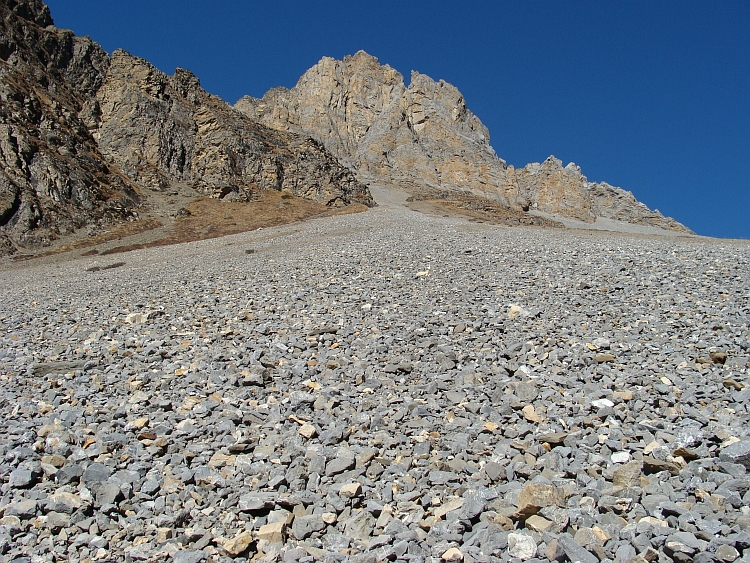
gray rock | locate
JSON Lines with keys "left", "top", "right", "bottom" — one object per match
{"left": 556, "top": 533, "right": 599, "bottom": 563}
{"left": 8, "top": 468, "right": 36, "bottom": 488}
{"left": 95, "top": 483, "right": 122, "bottom": 506}
{"left": 3, "top": 499, "right": 37, "bottom": 519}
{"left": 171, "top": 550, "right": 207, "bottom": 563}
{"left": 291, "top": 514, "right": 326, "bottom": 540}
{"left": 81, "top": 462, "right": 111, "bottom": 486}
{"left": 325, "top": 455, "right": 355, "bottom": 476}
{"left": 720, "top": 440, "right": 750, "bottom": 469}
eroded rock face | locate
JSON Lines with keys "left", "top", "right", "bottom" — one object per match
{"left": 236, "top": 51, "right": 403, "bottom": 168}
{"left": 94, "top": 51, "right": 372, "bottom": 206}
{"left": 517, "top": 157, "right": 693, "bottom": 232}
{"left": 0, "top": 0, "right": 139, "bottom": 253}
{"left": 237, "top": 52, "right": 526, "bottom": 210}
{"left": 238, "top": 51, "right": 692, "bottom": 232}
{"left": 0, "top": 1, "right": 372, "bottom": 254}
{"left": 589, "top": 181, "right": 689, "bottom": 231}
{"left": 515, "top": 157, "right": 596, "bottom": 223}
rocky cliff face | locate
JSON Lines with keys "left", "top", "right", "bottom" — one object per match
{"left": 516, "top": 157, "right": 692, "bottom": 231}
{"left": 93, "top": 50, "right": 372, "bottom": 206}
{"left": 0, "top": 0, "right": 139, "bottom": 253}
{"left": 237, "top": 51, "right": 525, "bottom": 211}
{"left": 0, "top": 0, "right": 372, "bottom": 254}
{"left": 238, "top": 51, "right": 692, "bottom": 233}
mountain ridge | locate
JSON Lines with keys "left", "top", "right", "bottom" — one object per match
{"left": 0, "top": 0, "right": 372, "bottom": 255}
{"left": 237, "top": 50, "right": 691, "bottom": 233}
{"left": 0, "top": 1, "right": 693, "bottom": 255}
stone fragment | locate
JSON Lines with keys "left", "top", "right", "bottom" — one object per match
{"left": 715, "top": 544, "right": 740, "bottom": 562}
{"left": 172, "top": 551, "right": 207, "bottom": 563}
{"left": 298, "top": 423, "right": 317, "bottom": 439}
{"left": 47, "top": 491, "right": 86, "bottom": 514}
{"left": 556, "top": 533, "right": 598, "bottom": 563}
{"left": 222, "top": 531, "right": 254, "bottom": 557}
{"left": 434, "top": 497, "right": 464, "bottom": 519}
{"left": 591, "top": 398, "right": 615, "bottom": 408}
{"left": 82, "top": 462, "right": 111, "bottom": 485}
{"left": 538, "top": 432, "right": 567, "bottom": 446}
{"left": 326, "top": 455, "right": 355, "bottom": 476}
{"left": 612, "top": 451, "right": 631, "bottom": 463}
{"left": 613, "top": 461, "right": 643, "bottom": 487}
{"left": 44, "top": 511, "right": 70, "bottom": 530}
{"left": 442, "top": 547, "right": 464, "bottom": 561}
{"left": 95, "top": 482, "right": 122, "bottom": 506}
{"left": 547, "top": 539, "right": 566, "bottom": 562}
{"left": 719, "top": 439, "right": 750, "bottom": 469}
{"left": 525, "top": 514, "right": 553, "bottom": 532}
{"left": 643, "top": 455, "right": 681, "bottom": 475}
{"left": 8, "top": 468, "right": 36, "bottom": 488}
{"left": 343, "top": 510, "right": 375, "bottom": 541}
{"left": 522, "top": 404, "right": 543, "bottom": 422}
{"left": 339, "top": 482, "right": 362, "bottom": 498}
{"left": 515, "top": 483, "right": 565, "bottom": 516}
{"left": 257, "top": 521, "right": 285, "bottom": 544}
{"left": 291, "top": 514, "right": 326, "bottom": 540}
{"left": 507, "top": 533, "right": 537, "bottom": 560}
{"left": 3, "top": 499, "right": 37, "bottom": 518}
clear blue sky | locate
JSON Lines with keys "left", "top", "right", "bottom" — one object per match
{"left": 45, "top": 1, "right": 749, "bottom": 239}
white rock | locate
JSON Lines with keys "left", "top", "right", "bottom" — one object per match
{"left": 591, "top": 398, "right": 614, "bottom": 409}
{"left": 611, "top": 451, "right": 631, "bottom": 464}
{"left": 508, "top": 532, "right": 537, "bottom": 560}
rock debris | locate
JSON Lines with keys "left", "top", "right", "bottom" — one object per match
{"left": 0, "top": 193, "right": 748, "bottom": 562}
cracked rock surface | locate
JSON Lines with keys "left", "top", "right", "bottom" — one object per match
{"left": 0, "top": 186, "right": 748, "bottom": 562}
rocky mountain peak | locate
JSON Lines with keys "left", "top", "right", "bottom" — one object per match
{"left": 2, "top": 0, "right": 51, "bottom": 27}
{"left": 238, "top": 51, "right": 691, "bottom": 232}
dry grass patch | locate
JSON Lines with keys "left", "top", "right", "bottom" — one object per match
{"left": 12, "top": 218, "right": 164, "bottom": 261}
{"left": 101, "top": 192, "right": 367, "bottom": 255}
{"left": 407, "top": 194, "right": 564, "bottom": 228}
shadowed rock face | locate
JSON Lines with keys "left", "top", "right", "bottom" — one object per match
{"left": 0, "top": 0, "right": 139, "bottom": 253}
{"left": 0, "top": 0, "right": 372, "bottom": 254}
{"left": 237, "top": 51, "right": 693, "bottom": 233}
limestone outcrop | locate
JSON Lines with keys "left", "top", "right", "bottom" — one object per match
{"left": 237, "top": 52, "right": 525, "bottom": 211}
{"left": 238, "top": 51, "right": 692, "bottom": 233}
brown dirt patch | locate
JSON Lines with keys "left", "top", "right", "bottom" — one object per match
{"left": 100, "top": 192, "right": 363, "bottom": 255}
{"left": 10, "top": 190, "right": 369, "bottom": 262}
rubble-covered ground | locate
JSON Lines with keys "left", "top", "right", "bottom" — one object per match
{"left": 0, "top": 189, "right": 749, "bottom": 563}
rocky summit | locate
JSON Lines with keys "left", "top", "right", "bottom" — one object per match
{"left": 236, "top": 52, "right": 691, "bottom": 233}
{"left": 0, "top": 185, "right": 748, "bottom": 563}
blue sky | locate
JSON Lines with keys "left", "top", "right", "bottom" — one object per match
{"left": 46, "top": 1, "right": 749, "bottom": 239}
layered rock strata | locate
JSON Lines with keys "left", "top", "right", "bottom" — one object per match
{"left": 0, "top": 0, "right": 139, "bottom": 253}
{"left": 92, "top": 50, "right": 372, "bottom": 207}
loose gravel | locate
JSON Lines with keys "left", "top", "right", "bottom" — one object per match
{"left": 1, "top": 188, "right": 749, "bottom": 563}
